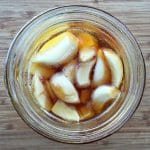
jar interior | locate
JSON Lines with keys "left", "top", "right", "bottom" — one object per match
{"left": 16, "top": 20, "right": 130, "bottom": 130}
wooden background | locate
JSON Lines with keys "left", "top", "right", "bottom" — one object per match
{"left": 0, "top": 0, "right": 150, "bottom": 149}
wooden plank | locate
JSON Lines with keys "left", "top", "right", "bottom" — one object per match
{"left": 0, "top": 0, "right": 150, "bottom": 149}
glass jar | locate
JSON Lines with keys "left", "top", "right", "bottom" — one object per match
{"left": 5, "top": 5, "right": 145, "bottom": 143}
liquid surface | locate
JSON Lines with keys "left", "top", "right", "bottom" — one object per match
{"left": 28, "top": 22, "right": 124, "bottom": 122}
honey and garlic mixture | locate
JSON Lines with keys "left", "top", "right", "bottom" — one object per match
{"left": 29, "top": 29, "right": 123, "bottom": 122}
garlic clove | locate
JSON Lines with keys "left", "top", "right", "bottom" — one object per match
{"left": 103, "top": 48, "right": 123, "bottom": 88}
{"left": 76, "top": 59, "right": 96, "bottom": 88}
{"left": 52, "top": 100, "right": 79, "bottom": 122}
{"left": 50, "top": 73, "right": 80, "bottom": 103}
{"left": 62, "top": 59, "right": 77, "bottom": 82}
{"left": 92, "top": 49, "right": 111, "bottom": 87}
{"left": 32, "top": 72, "right": 53, "bottom": 111}
{"left": 32, "top": 32, "right": 79, "bottom": 66}
{"left": 92, "top": 85, "right": 121, "bottom": 113}
{"left": 79, "top": 47, "right": 96, "bottom": 62}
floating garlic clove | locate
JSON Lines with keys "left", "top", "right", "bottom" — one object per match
{"left": 92, "top": 49, "right": 111, "bottom": 87}
{"left": 32, "top": 32, "right": 79, "bottom": 66}
{"left": 92, "top": 85, "right": 121, "bottom": 113}
{"left": 62, "top": 59, "right": 77, "bottom": 82}
{"left": 78, "top": 32, "right": 98, "bottom": 49}
{"left": 79, "top": 47, "right": 96, "bottom": 62}
{"left": 103, "top": 48, "right": 123, "bottom": 88}
{"left": 50, "top": 73, "right": 80, "bottom": 103}
{"left": 76, "top": 59, "right": 96, "bottom": 87}
{"left": 32, "top": 72, "right": 53, "bottom": 111}
{"left": 52, "top": 100, "right": 80, "bottom": 122}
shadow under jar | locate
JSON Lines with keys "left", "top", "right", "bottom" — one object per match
{"left": 5, "top": 5, "right": 145, "bottom": 143}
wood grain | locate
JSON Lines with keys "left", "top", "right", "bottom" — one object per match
{"left": 0, "top": 0, "right": 150, "bottom": 149}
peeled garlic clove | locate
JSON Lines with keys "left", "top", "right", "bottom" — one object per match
{"left": 78, "top": 32, "right": 98, "bottom": 49}
{"left": 32, "top": 72, "right": 43, "bottom": 96}
{"left": 92, "top": 85, "right": 120, "bottom": 103}
{"left": 32, "top": 73, "right": 53, "bottom": 111}
{"left": 103, "top": 48, "right": 123, "bottom": 88}
{"left": 62, "top": 59, "right": 77, "bottom": 82}
{"left": 92, "top": 49, "right": 111, "bottom": 87}
{"left": 76, "top": 59, "right": 96, "bottom": 87}
{"left": 32, "top": 32, "right": 79, "bottom": 66}
{"left": 79, "top": 47, "right": 96, "bottom": 62}
{"left": 77, "top": 105, "right": 95, "bottom": 120}
{"left": 50, "top": 73, "right": 79, "bottom": 103}
{"left": 52, "top": 100, "right": 79, "bottom": 122}
{"left": 92, "top": 85, "right": 121, "bottom": 113}
{"left": 36, "top": 94, "right": 53, "bottom": 111}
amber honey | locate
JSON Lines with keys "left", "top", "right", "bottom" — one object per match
{"left": 28, "top": 22, "right": 124, "bottom": 122}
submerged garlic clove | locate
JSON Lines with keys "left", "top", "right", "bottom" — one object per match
{"left": 76, "top": 59, "right": 96, "bottom": 88}
{"left": 92, "top": 85, "right": 121, "bottom": 113}
{"left": 32, "top": 72, "right": 53, "bottom": 111}
{"left": 92, "top": 49, "right": 111, "bottom": 87}
{"left": 50, "top": 73, "right": 80, "bottom": 103}
{"left": 52, "top": 100, "right": 80, "bottom": 122}
{"left": 62, "top": 59, "right": 77, "bottom": 82}
{"left": 103, "top": 48, "right": 123, "bottom": 88}
{"left": 32, "top": 32, "right": 79, "bottom": 66}
{"left": 79, "top": 47, "right": 96, "bottom": 62}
